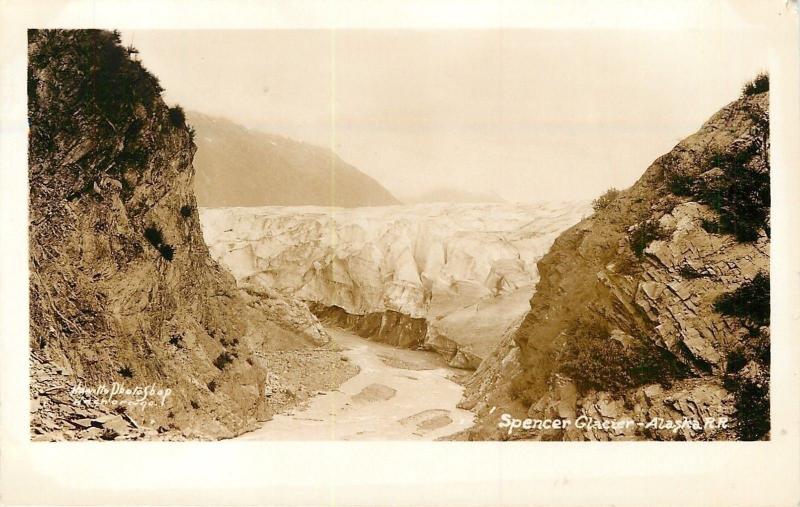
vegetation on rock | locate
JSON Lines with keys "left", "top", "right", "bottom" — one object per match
{"left": 629, "top": 220, "right": 667, "bottom": 257}
{"left": 661, "top": 78, "right": 770, "bottom": 243}
{"left": 213, "top": 352, "right": 235, "bottom": 370}
{"left": 168, "top": 105, "right": 186, "bottom": 127}
{"left": 741, "top": 72, "right": 769, "bottom": 97}
{"left": 461, "top": 77, "right": 770, "bottom": 441}
{"left": 592, "top": 187, "right": 620, "bottom": 212}
{"left": 714, "top": 272, "right": 770, "bottom": 327}
{"left": 717, "top": 271, "right": 771, "bottom": 440}
{"left": 556, "top": 317, "right": 686, "bottom": 394}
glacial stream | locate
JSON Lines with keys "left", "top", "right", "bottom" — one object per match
{"left": 238, "top": 327, "right": 475, "bottom": 440}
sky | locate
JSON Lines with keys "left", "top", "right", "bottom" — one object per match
{"left": 122, "top": 25, "right": 769, "bottom": 203}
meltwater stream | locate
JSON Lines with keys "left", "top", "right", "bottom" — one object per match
{"left": 238, "top": 327, "right": 475, "bottom": 440}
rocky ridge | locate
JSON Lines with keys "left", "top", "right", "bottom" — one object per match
{"left": 28, "top": 29, "right": 341, "bottom": 440}
{"left": 459, "top": 91, "right": 770, "bottom": 441}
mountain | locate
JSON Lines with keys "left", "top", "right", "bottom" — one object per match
{"left": 200, "top": 202, "right": 589, "bottom": 369}
{"left": 28, "top": 29, "right": 351, "bottom": 440}
{"left": 187, "top": 112, "right": 399, "bottom": 207}
{"left": 458, "top": 88, "right": 770, "bottom": 441}
{"left": 404, "top": 187, "right": 506, "bottom": 204}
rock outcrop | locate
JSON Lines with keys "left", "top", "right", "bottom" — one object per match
{"left": 200, "top": 202, "right": 589, "bottom": 368}
{"left": 188, "top": 111, "right": 400, "bottom": 208}
{"left": 28, "top": 29, "right": 335, "bottom": 440}
{"left": 459, "top": 91, "right": 770, "bottom": 441}
{"left": 30, "top": 352, "right": 167, "bottom": 441}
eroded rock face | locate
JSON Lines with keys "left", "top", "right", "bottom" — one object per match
{"left": 200, "top": 203, "right": 589, "bottom": 368}
{"left": 28, "top": 29, "right": 328, "bottom": 439}
{"left": 636, "top": 202, "right": 768, "bottom": 368}
{"left": 460, "top": 92, "right": 770, "bottom": 441}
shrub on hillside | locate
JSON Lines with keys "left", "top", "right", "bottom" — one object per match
{"left": 508, "top": 375, "right": 535, "bottom": 406}
{"left": 168, "top": 105, "right": 186, "bottom": 127}
{"left": 213, "top": 351, "right": 235, "bottom": 370}
{"left": 734, "top": 379, "right": 770, "bottom": 440}
{"left": 742, "top": 72, "right": 769, "bottom": 97}
{"left": 725, "top": 348, "right": 747, "bottom": 374}
{"left": 700, "top": 218, "right": 721, "bottom": 234}
{"left": 158, "top": 244, "right": 175, "bottom": 261}
{"left": 678, "top": 265, "right": 702, "bottom": 279}
{"left": 118, "top": 365, "right": 134, "bottom": 378}
{"left": 695, "top": 143, "right": 770, "bottom": 242}
{"left": 592, "top": 187, "right": 620, "bottom": 212}
{"left": 143, "top": 226, "right": 175, "bottom": 261}
{"left": 630, "top": 220, "right": 667, "bottom": 258}
{"left": 612, "top": 249, "right": 642, "bottom": 276}
{"left": 144, "top": 226, "right": 163, "bottom": 248}
{"left": 660, "top": 93, "right": 769, "bottom": 243}
{"left": 714, "top": 272, "right": 770, "bottom": 327}
{"left": 557, "top": 317, "right": 684, "bottom": 394}
{"left": 27, "top": 30, "right": 165, "bottom": 174}
{"left": 71, "top": 31, "right": 164, "bottom": 122}
{"left": 664, "top": 169, "right": 695, "bottom": 197}
{"left": 723, "top": 373, "right": 770, "bottom": 441}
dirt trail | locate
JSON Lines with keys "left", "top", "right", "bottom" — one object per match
{"left": 238, "top": 327, "right": 474, "bottom": 440}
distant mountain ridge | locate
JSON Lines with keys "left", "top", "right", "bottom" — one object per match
{"left": 405, "top": 187, "right": 506, "bottom": 204}
{"left": 188, "top": 111, "right": 399, "bottom": 207}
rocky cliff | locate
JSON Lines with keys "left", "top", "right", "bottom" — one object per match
{"left": 460, "top": 88, "right": 770, "bottom": 441}
{"left": 28, "top": 29, "right": 342, "bottom": 440}
{"left": 188, "top": 111, "right": 400, "bottom": 208}
{"left": 200, "top": 202, "right": 589, "bottom": 368}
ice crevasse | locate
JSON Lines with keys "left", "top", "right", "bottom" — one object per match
{"left": 200, "top": 202, "right": 590, "bottom": 369}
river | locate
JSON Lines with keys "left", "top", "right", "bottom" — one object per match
{"left": 238, "top": 327, "right": 475, "bottom": 440}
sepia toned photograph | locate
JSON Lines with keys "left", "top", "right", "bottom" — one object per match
{"left": 4, "top": 1, "right": 800, "bottom": 506}
{"left": 26, "top": 23, "right": 775, "bottom": 443}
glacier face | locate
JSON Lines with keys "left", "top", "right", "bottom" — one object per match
{"left": 200, "top": 202, "right": 590, "bottom": 368}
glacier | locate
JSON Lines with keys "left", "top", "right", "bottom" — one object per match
{"left": 200, "top": 202, "right": 590, "bottom": 369}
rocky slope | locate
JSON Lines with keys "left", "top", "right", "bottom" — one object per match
{"left": 459, "top": 90, "right": 770, "bottom": 441}
{"left": 200, "top": 202, "right": 589, "bottom": 369}
{"left": 188, "top": 111, "right": 400, "bottom": 208}
{"left": 30, "top": 351, "right": 166, "bottom": 441}
{"left": 28, "top": 29, "right": 344, "bottom": 440}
